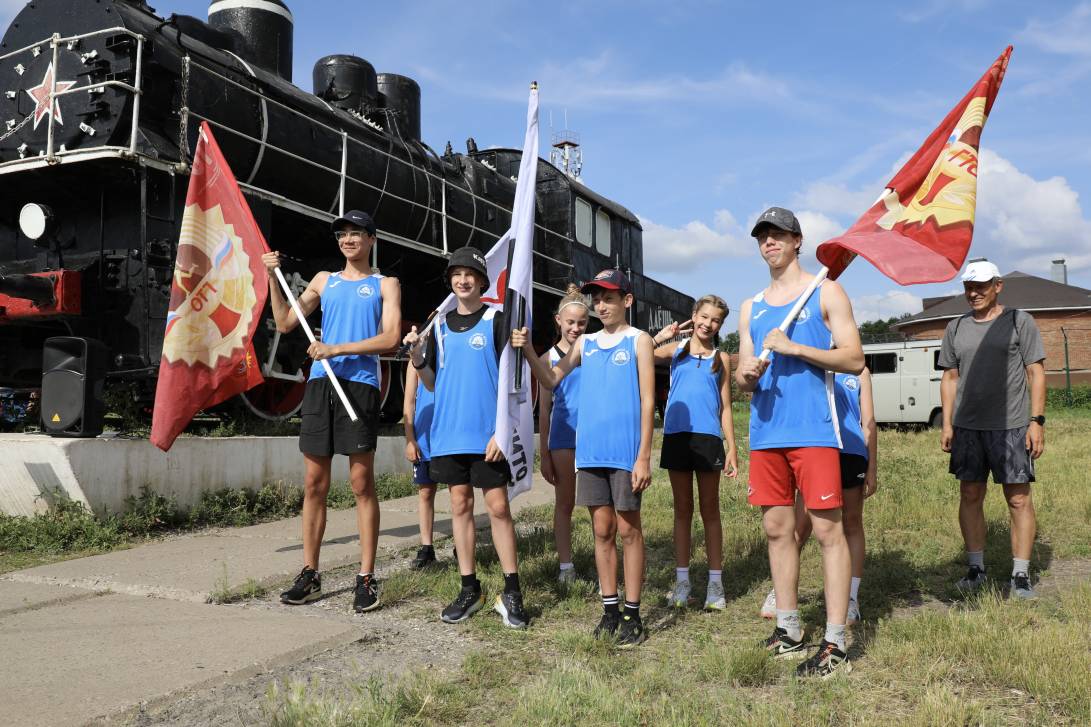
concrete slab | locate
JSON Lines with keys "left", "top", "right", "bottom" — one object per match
{"left": 0, "top": 580, "right": 103, "bottom": 616}
{"left": 4, "top": 482, "right": 556, "bottom": 602}
{"left": 0, "top": 593, "right": 360, "bottom": 727}
{"left": 0, "top": 433, "right": 412, "bottom": 517}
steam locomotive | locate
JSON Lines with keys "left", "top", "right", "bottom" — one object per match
{"left": 0, "top": 0, "right": 693, "bottom": 429}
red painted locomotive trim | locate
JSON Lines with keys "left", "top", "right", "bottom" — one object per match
{"left": 0, "top": 270, "right": 81, "bottom": 321}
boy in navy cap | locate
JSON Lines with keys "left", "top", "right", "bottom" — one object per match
{"left": 515, "top": 269, "right": 656, "bottom": 647}
{"left": 262, "top": 210, "right": 401, "bottom": 614}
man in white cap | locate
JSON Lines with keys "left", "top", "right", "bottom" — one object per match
{"left": 938, "top": 260, "right": 1046, "bottom": 599}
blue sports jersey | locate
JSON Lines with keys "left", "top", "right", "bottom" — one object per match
{"left": 834, "top": 373, "right": 867, "bottom": 459}
{"left": 309, "top": 272, "right": 383, "bottom": 389}
{"left": 429, "top": 308, "right": 499, "bottom": 457}
{"left": 413, "top": 380, "right": 435, "bottom": 462}
{"left": 575, "top": 328, "right": 643, "bottom": 472}
{"left": 748, "top": 283, "right": 841, "bottom": 450}
{"left": 547, "top": 346, "right": 579, "bottom": 450}
{"left": 664, "top": 340, "right": 722, "bottom": 437}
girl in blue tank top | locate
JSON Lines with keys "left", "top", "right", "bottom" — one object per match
{"left": 651, "top": 295, "right": 738, "bottom": 611}
{"left": 537, "top": 285, "right": 589, "bottom": 583}
{"left": 403, "top": 364, "right": 438, "bottom": 568}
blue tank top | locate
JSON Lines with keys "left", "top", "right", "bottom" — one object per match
{"left": 413, "top": 380, "right": 435, "bottom": 461}
{"left": 834, "top": 373, "right": 867, "bottom": 458}
{"left": 664, "top": 340, "right": 722, "bottom": 437}
{"left": 575, "top": 328, "right": 643, "bottom": 471}
{"left": 748, "top": 283, "right": 840, "bottom": 450}
{"left": 429, "top": 308, "right": 499, "bottom": 457}
{"left": 309, "top": 272, "right": 383, "bottom": 389}
{"left": 547, "top": 346, "right": 579, "bottom": 450}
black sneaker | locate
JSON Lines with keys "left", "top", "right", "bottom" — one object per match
{"left": 441, "top": 586, "right": 485, "bottom": 623}
{"left": 411, "top": 546, "right": 437, "bottom": 569}
{"left": 796, "top": 640, "right": 852, "bottom": 678}
{"left": 494, "top": 591, "right": 530, "bottom": 629}
{"left": 763, "top": 627, "right": 806, "bottom": 659}
{"left": 593, "top": 611, "right": 621, "bottom": 640}
{"left": 353, "top": 574, "right": 380, "bottom": 613}
{"left": 280, "top": 567, "right": 321, "bottom": 605}
{"left": 615, "top": 614, "right": 647, "bottom": 649}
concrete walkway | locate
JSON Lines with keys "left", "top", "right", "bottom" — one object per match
{"left": 0, "top": 480, "right": 556, "bottom": 727}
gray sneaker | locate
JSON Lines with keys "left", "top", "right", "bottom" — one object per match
{"left": 956, "top": 565, "right": 987, "bottom": 592}
{"left": 1010, "top": 573, "right": 1038, "bottom": 600}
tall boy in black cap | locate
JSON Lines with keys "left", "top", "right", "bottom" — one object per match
{"left": 263, "top": 210, "right": 401, "bottom": 614}
{"left": 403, "top": 246, "right": 530, "bottom": 629}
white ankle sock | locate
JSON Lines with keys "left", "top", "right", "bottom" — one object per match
{"left": 776, "top": 609, "right": 802, "bottom": 641}
{"left": 967, "top": 551, "right": 985, "bottom": 569}
{"left": 559, "top": 562, "right": 574, "bottom": 572}
{"left": 708, "top": 570, "right": 722, "bottom": 584}
{"left": 824, "top": 622, "right": 847, "bottom": 651}
{"left": 676, "top": 567, "right": 689, "bottom": 582}
{"left": 850, "top": 576, "right": 861, "bottom": 602}
{"left": 1012, "top": 558, "right": 1029, "bottom": 577}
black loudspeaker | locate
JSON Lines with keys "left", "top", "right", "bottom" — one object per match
{"left": 41, "top": 337, "right": 108, "bottom": 438}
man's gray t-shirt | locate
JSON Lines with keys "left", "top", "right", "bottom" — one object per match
{"left": 938, "top": 308, "right": 1045, "bottom": 430}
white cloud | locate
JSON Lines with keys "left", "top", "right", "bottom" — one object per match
{"left": 640, "top": 210, "right": 752, "bottom": 274}
{"left": 795, "top": 211, "right": 844, "bottom": 249}
{"left": 1018, "top": 3, "right": 1091, "bottom": 56}
{"left": 897, "top": 0, "right": 989, "bottom": 23}
{"left": 851, "top": 290, "right": 923, "bottom": 324}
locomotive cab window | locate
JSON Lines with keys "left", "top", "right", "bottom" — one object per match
{"left": 865, "top": 352, "right": 898, "bottom": 374}
{"left": 595, "top": 209, "right": 611, "bottom": 256}
{"left": 575, "top": 197, "right": 593, "bottom": 247}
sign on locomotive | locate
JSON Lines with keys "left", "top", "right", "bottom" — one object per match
{"left": 0, "top": 0, "right": 693, "bottom": 432}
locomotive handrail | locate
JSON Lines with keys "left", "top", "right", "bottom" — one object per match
{"left": 0, "top": 26, "right": 141, "bottom": 63}
{"left": 184, "top": 58, "right": 576, "bottom": 250}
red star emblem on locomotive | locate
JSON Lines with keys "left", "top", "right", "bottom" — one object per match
{"left": 25, "top": 62, "right": 77, "bottom": 130}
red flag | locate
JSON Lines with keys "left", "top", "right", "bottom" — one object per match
{"left": 150, "top": 123, "right": 270, "bottom": 451}
{"left": 816, "top": 47, "right": 1012, "bottom": 284}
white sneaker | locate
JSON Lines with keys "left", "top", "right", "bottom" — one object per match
{"left": 760, "top": 589, "right": 777, "bottom": 619}
{"left": 704, "top": 580, "right": 726, "bottom": 610}
{"left": 846, "top": 598, "right": 861, "bottom": 625}
{"left": 558, "top": 568, "right": 577, "bottom": 585}
{"left": 668, "top": 579, "right": 691, "bottom": 608}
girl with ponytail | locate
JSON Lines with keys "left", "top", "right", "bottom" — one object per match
{"left": 538, "top": 284, "right": 590, "bottom": 583}
{"left": 650, "top": 294, "right": 739, "bottom": 610}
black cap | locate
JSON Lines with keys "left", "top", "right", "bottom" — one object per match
{"left": 331, "top": 210, "right": 376, "bottom": 235}
{"left": 446, "top": 246, "right": 489, "bottom": 290}
{"left": 750, "top": 207, "right": 802, "bottom": 238}
{"left": 581, "top": 269, "right": 631, "bottom": 295}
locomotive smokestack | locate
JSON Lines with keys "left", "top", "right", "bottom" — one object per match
{"left": 208, "top": 0, "right": 294, "bottom": 81}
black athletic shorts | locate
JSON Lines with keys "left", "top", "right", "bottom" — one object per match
{"left": 839, "top": 453, "right": 868, "bottom": 490}
{"left": 659, "top": 432, "right": 726, "bottom": 472}
{"left": 298, "top": 377, "right": 380, "bottom": 457}
{"left": 949, "top": 425, "right": 1035, "bottom": 484}
{"left": 430, "top": 453, "right": 511, "bottom": 489}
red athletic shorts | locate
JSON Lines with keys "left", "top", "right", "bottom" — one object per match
{"left": 748, "top": 447, "right": 842, "bottom": 510}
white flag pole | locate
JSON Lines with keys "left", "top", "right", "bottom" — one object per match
{"left": 757, "top": 265, "right": 829, "bottom": 361}
{"left": 273, "top": 266, "right": 358, "bottom": 421}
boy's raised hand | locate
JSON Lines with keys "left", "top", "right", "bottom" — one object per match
{"left": 631, "top": 457, "right": 651, "bottom": 493}
{"left": 511, "top": 326, "right": 532, "bottom": 351}
{"left": 261, "top": 251, "right": 281, "bottom": 272}
{"left": 403, "top": 326, "right": 425, "bottom": 366}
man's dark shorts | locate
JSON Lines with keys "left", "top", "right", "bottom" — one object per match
{"left": 840, "top": 453, "right": 868, "bottom": 490}
{"left": 430, "top": 454, "right": 510, "bottom": 489}
{"left": 299, "top": 377, "right": 380, "bottom": 457}
{"left": 949, "top": 425, "right": 1035, "bottom": 484}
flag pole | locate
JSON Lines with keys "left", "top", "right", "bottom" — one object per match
{"left": 273, "top": 267, "right": 358, "bottom": 421}
{"left": 757, "top": 266, "right": 829, "bottom": 361}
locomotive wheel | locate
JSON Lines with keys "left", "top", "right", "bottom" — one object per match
{"left": 240, "top": 377, "right": 307, "bottom": 421}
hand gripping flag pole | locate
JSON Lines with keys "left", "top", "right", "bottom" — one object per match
{"left": 273, "top": 267, "right": 358, "bottom": 421}
{"left": 760, "top": 47, "right": 1012, "bottom": 360}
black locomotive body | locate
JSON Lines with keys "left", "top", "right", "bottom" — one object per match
{"left": 0, "top": 0, "right": 693, "bottom": 426}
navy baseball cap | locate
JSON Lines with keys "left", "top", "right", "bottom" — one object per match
{"left": 581, "top": 269, "right": 631, "bottom": 295}
{"left": 751, "top": 207, "right": 802, "bottom": 238}
{"left": 331, "top": 210, "right": 376, "bottom": 235}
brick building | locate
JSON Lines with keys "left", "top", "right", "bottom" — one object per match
{"left": 893, "top": 262, "right": 1091, "bottom": 385}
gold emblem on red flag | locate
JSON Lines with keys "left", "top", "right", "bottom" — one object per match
{"left": 162, "top": 204, "right": 258, "bottom": 367}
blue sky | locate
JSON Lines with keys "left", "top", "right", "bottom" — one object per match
{"left": 4, "top": 0, "right": 1090, "bottom": 326}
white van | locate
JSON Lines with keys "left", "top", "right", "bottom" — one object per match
{"left": 863, "top": 339, "right": 945, "bottom": 426}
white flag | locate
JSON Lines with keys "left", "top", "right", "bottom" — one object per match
{"left": 495, "top": 85, "right": 539, "bottom": 500}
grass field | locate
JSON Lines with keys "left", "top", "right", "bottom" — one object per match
{"left": 266, "top": 406, "right": 1091, "bottom": 726}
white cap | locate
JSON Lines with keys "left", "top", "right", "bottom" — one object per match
{"left": 961, "top": 260, "right": 1001, "bottom": 282}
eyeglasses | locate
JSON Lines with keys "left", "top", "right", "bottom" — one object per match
{"left": 334, "top": 230, "right": 368, "bottom": 242}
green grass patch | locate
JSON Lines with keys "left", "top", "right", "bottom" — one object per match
{"left": 268, "top": 407, "right": 1091, "bottom": 726}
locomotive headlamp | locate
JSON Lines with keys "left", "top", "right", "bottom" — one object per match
{"left": 19, "top": 203, "right": 54, "bottom": 241}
